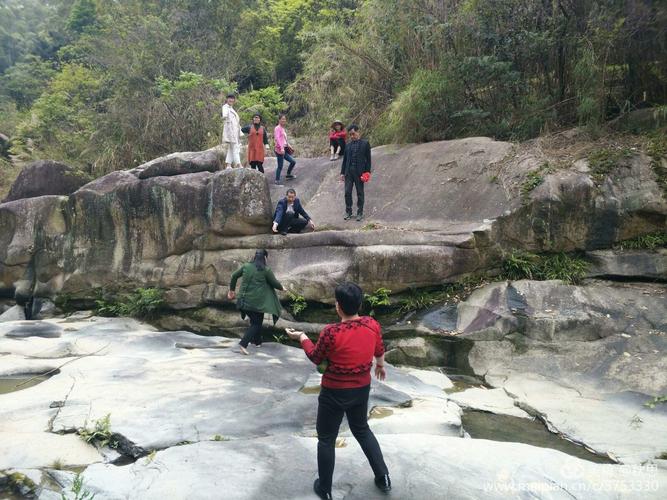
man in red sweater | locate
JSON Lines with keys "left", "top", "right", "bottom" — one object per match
{"left": 285, "top": 282, "right": 391, "bottom": 499}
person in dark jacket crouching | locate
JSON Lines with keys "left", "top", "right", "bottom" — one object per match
{"left": 285, "top": 282, "right": 391, "bottom": 499}
{"left": 272, "top": 188, "right": 315, "bottom": 235}
{"left": 228, "top": 249, "right": 283, "bottom": 354}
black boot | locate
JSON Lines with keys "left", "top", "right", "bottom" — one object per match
{"left": 313, "top": 479, "right": 333, "bottom": 500}
{"left": 374, "top": 474, "right": 391, "bottom": 493}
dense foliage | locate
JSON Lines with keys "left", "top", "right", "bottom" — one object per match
{"left": 0, "top": 0, "right": 665, "bottom": 174}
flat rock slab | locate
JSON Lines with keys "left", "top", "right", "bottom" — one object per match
{"left": 0, "top": 432, "right": 101, "bottom": 470}
{"left": 0, "top": 305, "right": 25, "bottom": 322}
{"left": 0, "top": 317, "right": 435, "bottom": 471}
{"left": 488, "top": 373, "right": 667, "bottom": 464}
{"left": 40, "top": 435, "right": 667, "bottom": 500}
{"left": 1, "top": 320, "right": 62, "bottom": 338}
{"left": 587, "top": 249, "right": 667, "bottom": 280}
{"left": 404, "top": 368, "right": 454, "bottom": 390}
{"left": 448, "top": 387, "right": 531, "bottom": 419}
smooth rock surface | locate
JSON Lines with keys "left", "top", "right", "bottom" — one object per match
{"left": 404, "top": 368, "right": 454, "bottom": 390}
{"left": 457, "top": 279, "right": 667, "bottom": 464}
{"left": 1, "top": 316, "right": 666, "bottom": 499}
{"left": 2, "top": 135, "right": 665, "bottom": 307}
{"left": 41, "top": 435, "right": 667, "bottom": 500}
{"left": 492, "top": 374, "right": 667, "bottom": 464}
{"left": 384, "top": 337, "right": 447, "bottom": 367}
{"left": 0, "top": 317, "right": 437, "bottom": 469}
{"left": 587, "top": 248, "right": 667, "bottom": 280}
{"left": 448, "top": 387, "right": 531, "bottom": 419}
{"left": 0, "top": 305, "right": 25, "bottom": 322}
{"left": 457, "top": 280, "right": 667, "bottom": 341}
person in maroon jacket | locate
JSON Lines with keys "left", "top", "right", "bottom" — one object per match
{"left": 285, "top": 282, "right": 391, "bottom": 499}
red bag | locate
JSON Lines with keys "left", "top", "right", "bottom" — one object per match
{"left": 360, "top": 172, "right": 371, "bottom": 183}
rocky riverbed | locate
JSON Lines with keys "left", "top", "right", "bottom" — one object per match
{"left": 1, "top": 315, "right": 666, "bottom": 499}
{"left": 1, "top": 131, "right": 666, "bottom": 499}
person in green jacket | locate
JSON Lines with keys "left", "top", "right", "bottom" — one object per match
{"left": 227, "top": 249, "right": 284, "bottom": 354}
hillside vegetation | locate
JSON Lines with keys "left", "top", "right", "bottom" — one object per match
{"left": 0, "top": 0, "right": 665, "bottom": 179}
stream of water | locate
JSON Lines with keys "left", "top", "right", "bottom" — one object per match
{"left": 0, "top": 375, "right": 49, "bottom": 395}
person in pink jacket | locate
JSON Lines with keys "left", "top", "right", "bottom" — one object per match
{"left": 274, "top": 114, "right": 296, "bottom": 186}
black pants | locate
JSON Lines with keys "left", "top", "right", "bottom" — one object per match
{"left": 344, "top": 174, "right": 364, "bottom": 215}
{"left": 249, "top": 161, "right": 264, "bottom": 173}
{"left": 316, "top": 384, "right": 388, "bottom": 494}
{"left": 240, "top": 310, "right": 263, "bottom": 347}
{"left": 329, "top": 138, "right": 345, "bottom": 154}
{"left": 277, "top": 212, "right": 309, "bottom": 233}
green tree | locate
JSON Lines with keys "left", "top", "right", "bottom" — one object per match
{"left": 0, "top": 56, "right": 56, "bottom": 109}
{"left": 66, "top": 0, "right": 99, "bottom": 35}
{"left": 15, "top": 63, "right": 103, "bottom": 166}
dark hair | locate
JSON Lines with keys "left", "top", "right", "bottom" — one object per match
{"left": 253, "top": 113, "right": 262, "bottom": 120}
{"left": 252, "top": 249, "right": 268, "bottom": 270}
{"left": 226, "top": 93, "right": 236, "bottom": 99}
{"left": 335, "top": 282, "right": 363, "bottom": 316}
{"left": 347, "top": 124, "right": 359, "bottom": 132}
{"left": 278, "top": 113, "right": 287, "bottom": 122}
{"left": 286, "top": 188, "right": 296, "bottom": 196}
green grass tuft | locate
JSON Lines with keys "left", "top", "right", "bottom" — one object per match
{"left": 364, "top": 287, "right": 392, "bottom": 316}
{"left": 286, "top": 290, "right": 308, "bottom": 318}
{"left": 78, "top": 414, "right": 117, "bottom": 449}
{"left": 615, "top": 232, "right": 667, "bottom": 251}
{"left": 501, "top": 251, "right": 588, "bottom": 284}
{"left": 520, "top": 162, "right": 555, "bottom": 200}
{"left": 94, "top": 287, "right": 164, "bottom": 319}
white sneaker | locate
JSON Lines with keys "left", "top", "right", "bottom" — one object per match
{"left": 239, "top": 345, "right": 249, "bottom": 355}
{"left": 330, "top": 155, "right": 335, "bottom": 161}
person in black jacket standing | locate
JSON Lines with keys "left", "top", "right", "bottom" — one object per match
{"left": 340, "top": 124, "right": 371, "bottom": 221}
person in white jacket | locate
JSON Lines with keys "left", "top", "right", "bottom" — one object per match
{"left": 221, "top": 94, "right": 243, "bottom": 169}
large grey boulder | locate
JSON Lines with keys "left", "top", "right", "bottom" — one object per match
{"left": 587, "top": 248, "right": 667, "bottom": 280}
{"left": 0, "top": 134, "right": 665, "bottom": 309}
{"left": 264, "top": 137, "right": 514, "bottom": 231}
{"left": 495, "top": 151, "right": 666, "bottom": 251}
{"left": 384, "top": 337, "right": 447, "bottom": 367}
{"left": 0, "top": 195, "right": 68, "bottom": 301}
{"left": 454, "top": 279, "right": 667, "bottom": 464}
{"left": 3, "top": 160, "right": 92, "bottom": 202}
{"left": 456, "top": 280, "right": 667, "bottom": 341}
{"left": 128, "top": 147, "right": 221, "bottom": 179}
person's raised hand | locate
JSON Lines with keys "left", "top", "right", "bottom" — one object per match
{"left": 374, "top": 364, "right": 386, "bottom": 381}
{"left": 339, "top": 174, "right": 345, "bottom": 182}
{"left": 227, "top": 290, "right": 236, "bottom": 300}
{"left": 272, "top": 222, "right": 279, "bottom": 233}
